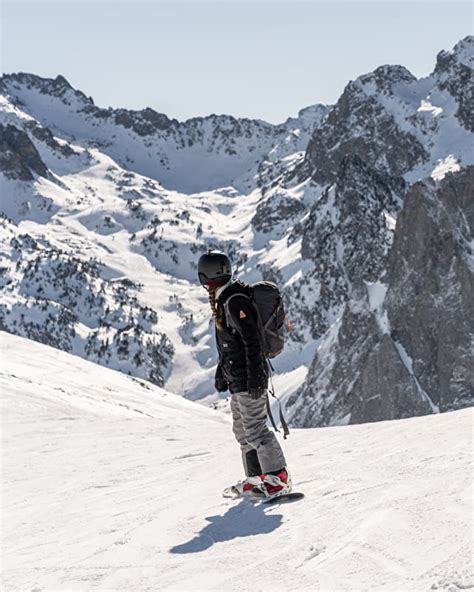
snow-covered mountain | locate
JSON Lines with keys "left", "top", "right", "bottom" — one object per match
{"left": 0, "top": 72, "right": 329, "bottom": 194}
{"left": 2, "top": 332, "right": 472, "bottom": 591}
{"left": 303, "top": 35, "right": 473, "bottom": 184}
{"left": 0, "top": 36, "right": 473, "bottom": 426}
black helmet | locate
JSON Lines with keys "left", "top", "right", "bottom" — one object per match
{"left": 198, "top": 250, "right": 232, "bottom": 287}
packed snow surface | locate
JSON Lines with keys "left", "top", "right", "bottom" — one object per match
{"left": 1, "top": 332, "right": 472, "bottom": 592}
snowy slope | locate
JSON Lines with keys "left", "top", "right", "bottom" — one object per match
{"left": 2, "top": 331, "right": 472, "bottom": 592}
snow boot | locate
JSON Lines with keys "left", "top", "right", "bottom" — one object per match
{"left": 222, "top": 475, "right": 263, "bottom": 498}
{"left": 252, "top": 469, "right": 292, "bottom": 500}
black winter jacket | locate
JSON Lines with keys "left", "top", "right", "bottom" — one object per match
{"left": 214, "top": 280, "right": 268, "bottom": 394}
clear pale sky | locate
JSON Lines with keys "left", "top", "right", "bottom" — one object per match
{"left": 1, "top": 1, "right": 472, "bottom": 123}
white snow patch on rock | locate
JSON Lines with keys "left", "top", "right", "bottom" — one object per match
{"left": 417, "top": 99, "right": 443, "bottom": 117}
{"left": 431, "top": 154, "right": 461, "bottom": 180}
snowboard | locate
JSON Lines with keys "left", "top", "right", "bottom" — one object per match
{"left": 223, "top": 487, "right": 304, "bottom": 504}
{"left": 261, "top": 491, "right": 305, "bottom": 504}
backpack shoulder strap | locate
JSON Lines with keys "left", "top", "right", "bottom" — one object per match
{"left": 223, "top": 292, "right": 251, "bottom": 330}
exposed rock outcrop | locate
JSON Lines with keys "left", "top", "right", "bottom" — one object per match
{"left": 433, "top": 36, "right": 474, "bottom": 131}
{"left": 0, "top": 123, "right": 49, "bottom": 180}
{"left": 304, "top": 66, "right": 428, "bottom": 184}
{"left": 284, "top": 154, "right": 405, "bottom": 341}
{"left": 252, "top": 191, "right": 306, "bottom": 234}
{"left": 288, "top": 167, "right": 474, "bottom": 426}
{"left": 385, "top": 166, "right": 474, "bottom": 411}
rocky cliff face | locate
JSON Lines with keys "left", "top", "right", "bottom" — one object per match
{"left": 279, "top": 154, "right": 405, "bottom": 342}
{"left": 288, "top": 167, "right": 474, "bottom": 426}
{"left": 433, "top": 36, "right": 474, "bottom": 132}
{"left": 305, "top": 66, "right": 428, "bottom": 184}
{"left": 304, "top": 36, "right": 473, "bottom": 187}
{"left": 0, "top": 123, "right": 49, "bottom": 180}
{"left": 385, "top": 166, "right": 474, "bottom": 412}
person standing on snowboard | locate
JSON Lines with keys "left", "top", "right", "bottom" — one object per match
{"left": 197, "top": 249, "right": 291, "bottom": 498}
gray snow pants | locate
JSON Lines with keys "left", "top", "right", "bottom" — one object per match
{"left": 230, "top": 391, "right": 286, "bottom": 476}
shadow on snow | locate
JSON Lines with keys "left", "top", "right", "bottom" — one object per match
{"left": 169, "top": 499, "right": 283, "bottom": 554}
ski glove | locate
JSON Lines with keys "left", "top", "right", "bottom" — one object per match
{"left": 249, "top": 387, "right": 267, "bottom": 400}
{"left": 215, "top": 376, "right": 228, "bottom": 392}
{"left": 215, "top": 363, "right": 228, "bottom": 392}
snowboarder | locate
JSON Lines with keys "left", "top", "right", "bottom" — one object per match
{"left": 198, "top": 250, "right": 291, "bottom": 499}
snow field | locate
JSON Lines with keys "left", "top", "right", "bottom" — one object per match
{"left": 1, "top": 332, "right": 472, "bottom": 592}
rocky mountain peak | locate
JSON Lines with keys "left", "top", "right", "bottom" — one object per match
{"left": 433, "top": 35, "right": 473, "bottom": 131}
{"left": 51, "top": 74, "right": 73, "bottom": 89}
{"left": 434, "top": 35, "right": 474, "bottom": 73}
{"left": 304, "top": 77, "right": 428, "bottom": 184}
{"left": 281, "top": 104, "right": 331, "bottom": 130}
{"left": 355, "top": 64, "right": 416, "bottom": 95}
{"left": 1, "top": 72, "right": 93, "bottom": 108}
{"left": 109, "top": 107, "right": 174, "bottom": 136}
{"left": 303, "top": 37, "right": 474, "bottom": 185}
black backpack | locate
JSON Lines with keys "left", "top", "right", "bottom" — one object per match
{"left": 223, "top": 280, "right": 290, "bottom": 439}
{"left": 223, "top": 281, "right": 286, "bottom": 358}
